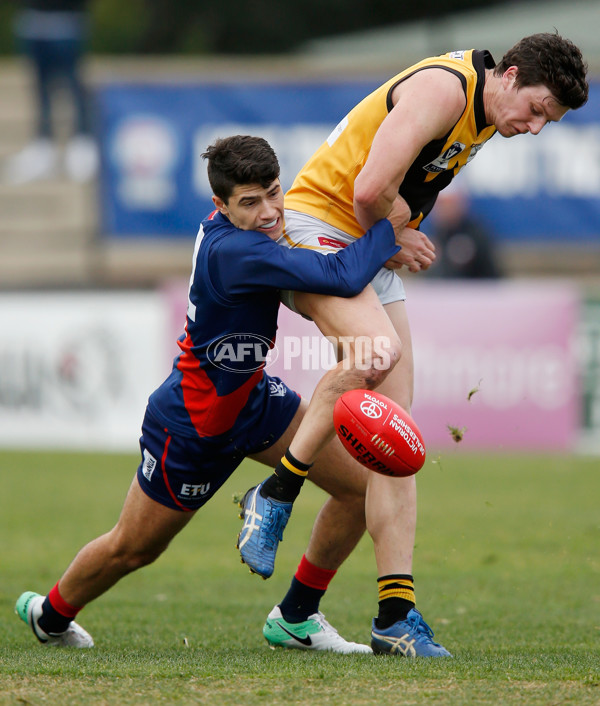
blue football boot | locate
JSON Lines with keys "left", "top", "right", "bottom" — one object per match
{"left": 236, "top": 484, "right": 292, "bottom": 579}
{"left": 371, "top": 608, "right": 452, "bottom": 657}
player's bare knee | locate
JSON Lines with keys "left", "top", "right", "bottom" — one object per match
{"left": 345, "top": 334, "right": 402, "bottom": 390}
{"left": 334, "top": 488, "right": 367, "bottom": 513}
{"left": 313, "top": 469, "right": 367, "bottom": 503}
{"left": 119, "top": 545, "right": 164, "bottom": 573}
{"left": 108, "top": 532, "right": 166, "bottom": 573}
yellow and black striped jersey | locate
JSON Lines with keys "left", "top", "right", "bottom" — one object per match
{"left": 285, "top": 49, "right": 497, "bottom": 236}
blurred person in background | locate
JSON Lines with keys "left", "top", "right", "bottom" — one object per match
{"left": 2, "top": 0, "right": 98, "bottom": 184}
{"left": 428, "top": 178, "right": 502, "bottom": 279}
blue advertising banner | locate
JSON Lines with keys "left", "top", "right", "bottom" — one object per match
{"left": 98, "top": 82, "right": 375, "bottom": 237}
{"left": 98, "top": 80, "right": 600, "bottom": 242}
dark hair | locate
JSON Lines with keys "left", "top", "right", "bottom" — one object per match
{"left": 494, "top": 32, "right": 588, "bottom": 109}
{"left": 202, "top": 135, "right": 280, "bottom": 202}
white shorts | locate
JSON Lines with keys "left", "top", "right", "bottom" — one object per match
{"left": 278, "top": 210, "right": 406, "bottom": 315}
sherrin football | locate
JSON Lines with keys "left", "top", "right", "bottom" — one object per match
{"left": 333, "top": 389, "right": 426, "bottom": 477}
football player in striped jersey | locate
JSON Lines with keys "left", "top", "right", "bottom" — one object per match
{"left": 248, "top": 32, "right": 588, "bottom": 657}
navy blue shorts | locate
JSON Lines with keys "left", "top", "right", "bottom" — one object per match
{"left": 136, "top": 377, "right": 300, "bottom": 511}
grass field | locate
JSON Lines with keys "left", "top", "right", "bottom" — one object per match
{"left": 1, "top": 448, "right": 599, "bottom": 705}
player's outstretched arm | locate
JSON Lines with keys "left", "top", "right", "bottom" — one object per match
{"left": 210, "top": 218, "right": 400, "bottom": 300}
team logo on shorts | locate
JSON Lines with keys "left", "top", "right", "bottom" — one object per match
{"left": 269, "top": 380, "right": 287, "bottom": 397}
{"left": 179, "top": 482, "right": 210, "bottom": 498}
{"left": 142, "top": 449, "right": 157, "bottom": 481}
{"left": 318, "top": 236, "right": 346, "bottom": 249}
{"left": 207, "top": 333, "right": 279, "bottom": 372}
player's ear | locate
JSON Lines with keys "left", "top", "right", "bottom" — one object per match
{"left": 503, "top": 66, "right": 518, "bottom": 89}
{"left": 212, "top": 194, "right": 228, "bottom": 216}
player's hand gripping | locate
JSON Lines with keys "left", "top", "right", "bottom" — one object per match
{"left": 379, "top": 195, "right": 435, "bottom": 272}
{"left": 386, "top": 226, "right": 436, "bottom": 272}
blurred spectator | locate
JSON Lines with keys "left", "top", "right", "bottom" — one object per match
{"left": 428, "top": 180, "right": 502, "bottom": 279}
{"left": 2, "top": 0, "right": 98, "bottom": 184}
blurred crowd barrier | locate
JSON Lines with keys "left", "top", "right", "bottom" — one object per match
{"left": 0, "top": 280, "right": 598, "bottom": 454}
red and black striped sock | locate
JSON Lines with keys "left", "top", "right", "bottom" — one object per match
{"left": 37, "top": 583, "right": 83, "bottom": 635}
{"left": 279, "top": 554, "right": 336, "bottom": 622}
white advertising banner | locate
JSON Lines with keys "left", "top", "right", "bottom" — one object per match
{"left": 0, "top": 292, "right": 170, "bottom": 451}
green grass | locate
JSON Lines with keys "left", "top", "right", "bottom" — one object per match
{"left": 1, "top": 449, "right": 599, "bottom": 705}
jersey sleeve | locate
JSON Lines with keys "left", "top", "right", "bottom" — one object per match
{"left": 209, "top": 219, "right": 400, "bottom": 300}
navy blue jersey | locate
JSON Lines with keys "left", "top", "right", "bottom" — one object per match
{"left": 148, "top": 210, "right": 399, "bottom": 441}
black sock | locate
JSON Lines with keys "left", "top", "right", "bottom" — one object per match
{"left": 279, "top": 577, "right": 325, "bottom": 622}
{"left": 37, "top": 596, "right": 73, "bottom": 635}
{"left": 259, "top": 448, "right": 311, "bottom": 503}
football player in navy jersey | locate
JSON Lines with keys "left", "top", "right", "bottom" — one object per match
{"left": 15, "top": 134, "right": 403, "bottom": 653}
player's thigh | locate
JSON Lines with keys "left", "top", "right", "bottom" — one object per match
{"left": 294, "top": 293, "right": 414, "bottom": 411}
{"left": 295, "top": 285, "right": 400, "bottom": 344}
{"left": 250, "top": 397, "right": 305, "bottom": 466}
{"left": 375, "top": 299, "right": 414, "bottom": 412}
{"left": 250, "top": 398, "right": 368, "bottom": 499}
{"left": 295, "top": 287, "right": 412, "bottom": 408}
{"left": 113, "top": 476, "right": 197, "bottom": 555}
